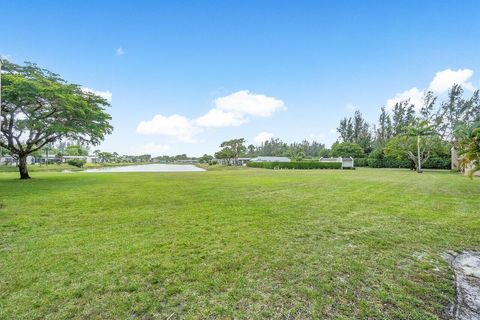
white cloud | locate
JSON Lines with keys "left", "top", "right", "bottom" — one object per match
{"left": 137, "top": 90, "right": 285, "bottom": 142}
{"left": 385, "top": 87, "right": 423, "bottom": 111}
{"left": 254, "top": 131, "right": 274, "bottom": 144}
{"left": 428, "top": 68, "right": 474, "bottom": 93}
{"left": 344, "top": 103, "right": 356, "bottom": 113}
{"left": 194, "top": 90, "right": 286, "bottom": 128}
{"left": 142, "top": 143, "right": 170, "bottom": 154}
{"left": 116, "top": 47, "right": 125, "bottom": 56}
{"left": 194, "top": 108, "right": 246, "bottom": 127}
{"left": 214, "top": 90, "right": 286, "bottom": 117}
{"left": 81, "top": 87, "right": 113, "bottom": 102}
{"left": 385, "top": 68, "right": 477, "bottom": 111}
{"left": 136, "top": 114, "right": 201, "bottom": 143}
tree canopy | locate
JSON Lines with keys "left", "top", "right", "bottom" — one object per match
{"left": 335, "top": 84, "right": 480, "bottom": 173}
{"left": 0, "top": 59, "right": 113, "bottom": 178}
{"left": 247, "top": 138, "right": 326, "bottom": 158}
{"left": 217, "top": 138, "right": 246, "bottom": 165}
{"left": 384, "top": 121, "right": 444, "bottom": 173}
{"left": 331, "top": 142, "right": 365, "bottom": 158}
{"left": 337, "top": 111, "right": 372, "bottom": 153}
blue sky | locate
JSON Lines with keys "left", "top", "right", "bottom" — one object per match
{"left": 2, "top": 0, "right": 480, "bottom": 156}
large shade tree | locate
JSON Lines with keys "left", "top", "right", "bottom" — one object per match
{"left": 214, "top": 147, "right": 235, "bottom": 165}
{"left": 0, "top": 59, "right": 113, "bottom": 179}
{"left": 219, "top": 138, "right": 246, "bottom": 165}
{"left": 330, "top": 142, "right": 365, "bottom": 158}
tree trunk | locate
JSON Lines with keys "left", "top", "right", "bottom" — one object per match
{"left": 18, "top": 155, "right": 31, "bottom": 179}
{"left": 417, "top": 135, "right": 422, "bottom": 173}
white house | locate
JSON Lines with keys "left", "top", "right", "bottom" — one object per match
{"left": 219, "top": 157, "right": 253, "bottom": 166}
{"left": 175, "top": 159, "right": 199, "bottom": 164}
{"left": 319, "top": 157, "right": 354, "bottom": 169}
{"left": 234, "top": 157, "right": 252, "bottom": 166}
{"left": 61, "top": 156, "right": 98, "bottom": 164}
{"left": 250, "top": 156, "right": 291, "bottom": 163}
{"left": 0, "top": 155, "right": 35, "bottom": 165}
{"left": 37, "top": 155, "right": 61, "bottom": 164}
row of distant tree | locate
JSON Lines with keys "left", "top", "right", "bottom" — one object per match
{"left": 212, "top": 84, "right": 479, "bottom": 173}
{"left": 19, "top": 142, "right": 201, "bottom": 164}
{"left": 1, "top": 58, "right": 478, "bottom": 178}
{"left": 1, "top": 140, "right": 203, "bottom": 165}
{"left": 335, "top": 85, "right": 479, "bottom": 172}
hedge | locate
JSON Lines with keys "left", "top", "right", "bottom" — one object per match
{"left": 248, "top": 161, "right": 341, "bottom": 169}
{"left": 247, "top": 157, "right": 450, "bottom": 170}
{"left": 423, "top": 157, "right": 451, "bottom": 169}
{"left": 367, "top": 158, "right": 410, "bottom": 168}
{"left": 355, "top": 158, "right": 368, "bottom": 167}
{"left": 356, "top": 157, "right": 450, "bottom": 169}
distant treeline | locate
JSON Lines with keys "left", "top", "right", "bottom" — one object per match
{"left": 245, "top": 139, "right": 328, "bottom": 159}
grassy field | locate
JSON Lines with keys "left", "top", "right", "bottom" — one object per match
{"left": 1, "top": 168, "right": 479, "bottom": 319}
{"left": 0, "top": 162, "right": 153, "bottom": 174}
{"left": 0, "top": 163, "right": 84, "bottom": 173}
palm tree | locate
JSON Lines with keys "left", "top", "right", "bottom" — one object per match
{"left": 455, "top": 122, "right": 480, "bottom": 177}
{"left": 404, "top": 120, "right": 436, "bottom": 173}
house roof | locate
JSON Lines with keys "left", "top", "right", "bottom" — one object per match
{"left": 320, "top": 157, "right": 341, "bottom": 162}
{"left": 320, "top": 157, "right": 354, "bottom": 162}
{"left": 62, "top": 156, "right": 97, "bottom": 159}
{"left": 250, "top": 156, "right": 291, "bottom": 162}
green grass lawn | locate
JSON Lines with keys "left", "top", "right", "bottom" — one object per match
{"left": 1, "top": 168, "right": 479, "bottom": 319}
{"left": 0, "top": 162, "right": 153, "bottom": 174}
{"left": 0, "top": 164, "right": 84, "bottom": 173}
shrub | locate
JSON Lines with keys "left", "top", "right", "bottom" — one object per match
{"left": 366, "top": 148, "right": 385, "bottom": 168}
{"left": 366, "top": 157, "right": 383, "bottom": 168}
{"left": 367, "top": 157, "right": 411, "bottom": 168}
{"left": 423, "top": 157, "right": 451, "bottom": 169}
{"left": 355, "top": 158, "right": 368, "bottom": 167}
{"left": 248, "top": 161, "right": 341, "bottom": 169}
{"left": 67, "top": 159, "right": 86, "bottom": 168}
{"left": 363, "top": 155, "right": 450, "bottom": 169}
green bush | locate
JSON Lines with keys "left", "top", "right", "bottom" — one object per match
{"left": 355, "top": 158, "right": 368, "bottom": 167}
{"left": 367, "top": 157, "right": 410, "bottom": 168}
{"left": 67, "top": 159, "right": 86, "bottom": 168}
{"left": 366, "top": 157, "right": 383, "bottom": 168}
{"left": 423, "top": 157, "right": 451, "bottom": 169}
{"left": 364, "top": 156, "right": 450, "bottom": 169}
{"left": 248, "top": 161, "right": 341, "bottom": 169}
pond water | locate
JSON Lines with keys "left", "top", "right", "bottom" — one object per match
{"left": 84, "top": 164, "right": 205, "bottom": 173}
